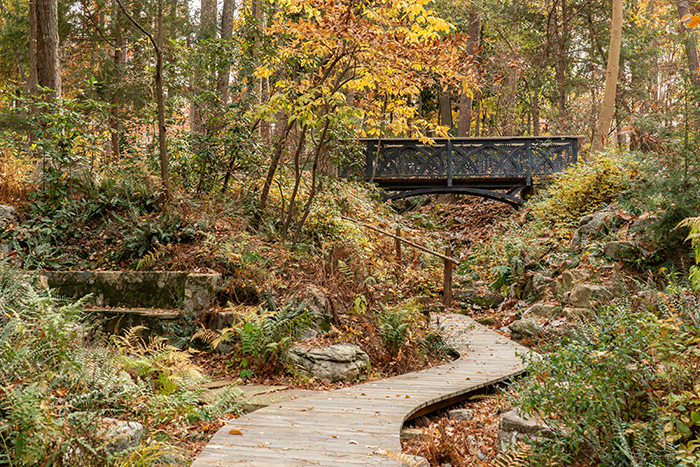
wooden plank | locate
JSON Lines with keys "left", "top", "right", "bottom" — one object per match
{"left": 192, "top": 313, "right": 531, "bottom": 467}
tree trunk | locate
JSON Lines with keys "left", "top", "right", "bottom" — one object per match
{"left": 590, "top": 0, "right": 623, "bottom": 155}
{"left": 191, "top": 0, "right": 217, "bottom": 134}
{"left": 156, "top": 0, "right": 169, "bottom": 199}
{"left": 555, "top": 0, "right": 568, "bottom": 130}
{"left": 458, "top": 11, "right": 480, "bottom": 137}
{"left": 438, "top": 92, "right": 453, "bottom": 131}
{"left": 677, "top": 0, "right": 700, "bottom": 87}
{"left": 110, "top": 0, "right": 123, "bottom": 159}
{"left": 29, "top": 0, "right": 61, "bottom": 98}
{"left": 216, "top": 0, "right": 235, "bottom": 102}
{"left": 532, "top": 67, "right": 541, "bottom": 136}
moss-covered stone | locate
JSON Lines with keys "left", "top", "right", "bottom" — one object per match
{"left": 42, "top": 271, "right": 220, "bottom": 312}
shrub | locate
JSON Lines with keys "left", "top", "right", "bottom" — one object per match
{"left": 529, "top": 150, "right": 636, "bottom": 238}
{"left": 514, "top": 287, "right": 700, "bottom": 466}
{"left": 0, "top": 263, "right": 242, "bottom": 465}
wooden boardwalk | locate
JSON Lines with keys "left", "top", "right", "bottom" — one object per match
{"left": 192, "top": 314, "right": 529, "bottom": 466}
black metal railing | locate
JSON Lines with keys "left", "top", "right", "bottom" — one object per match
{"left": 361, "top": 136, "right": 580, "bottom": 186}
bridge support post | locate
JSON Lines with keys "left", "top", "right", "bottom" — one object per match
{"left": 443, "top": 247, "right": 453, "bottom": 307}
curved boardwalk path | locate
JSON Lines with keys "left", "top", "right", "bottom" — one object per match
{"left": 192, "top": 314, "right": 530, "bottom": 466}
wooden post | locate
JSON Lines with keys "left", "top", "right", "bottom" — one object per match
{"left": 443, "top": 246, "right": 453, "bottom": 307}
{"left": 395, "top": 225, "right": 402, "bottom": 263}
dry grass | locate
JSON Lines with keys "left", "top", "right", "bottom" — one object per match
{"left": 0, "top": 148, "right": 33, "bottom": 204}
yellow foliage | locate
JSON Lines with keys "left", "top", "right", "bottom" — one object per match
{"left": 529, "top": 152, "right": 636, "bottom": 238}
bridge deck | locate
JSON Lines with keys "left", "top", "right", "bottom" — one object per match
{"left": 192, "top": 314, "right": 529, "bottom": 466}
{"left": 344, "top": 136, "right": 582, "bottom": 205}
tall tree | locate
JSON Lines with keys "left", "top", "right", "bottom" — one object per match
{"left": 29, "top": 0, "right": 61, "bottom": 97}
{"left": 216, "top": 0, "right": 236, "bottom": 103}
{"left": 677, "top": 0, "right": 700, "bottom": 87}
{"left": 458, "top": 10, "right": 480, "bottom": 137}
{"left": 590, "top": 0, "right": 623, "bottom": 154}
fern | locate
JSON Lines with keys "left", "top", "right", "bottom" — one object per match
{"left": 135, "top": 247, "right": 165, "bottom": 270}
{"left": 679, "top": 216, "right": 700, "bottom": 290}
{"left": 493, "top": 442, "right": 531, "bottom": 467}
{"left": 235, "top": 303, "right": 312, "bottom": 377}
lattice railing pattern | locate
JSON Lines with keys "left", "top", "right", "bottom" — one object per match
{"left": 362, "top": 137, "right": 579, "bottom": 183}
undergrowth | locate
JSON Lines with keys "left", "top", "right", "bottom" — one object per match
{"left": 0, "top": 263, "right": 242, "bottom": 466}
{"left": 515, "top": 281, "right": 700, "bottom": 466}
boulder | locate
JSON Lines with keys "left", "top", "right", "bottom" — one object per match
{"left": 448, "top": 408, "right": 474, "bottom": 421}
{"left": 509, "top": 318, "right": 542, "bottom": 342}
{"left": 572, "top": 205, "right": 622, "bottom": 248}
{"left": 561, "top": 269, "right": 590, "bottom": 290}
{"left": 0, "top": 205, "right": 17, "bottom": 225}
{"left": 100, "top": 418, "right": 144, "bottom": 456}
{"left": 298, "top": 286, "right": 333, "bottom": 330}
{"left": 603, "top": 241, "right": 637, "bottom": 261}
{"left": 498, "top": 409, "right": 554, "bottom": 451}
{"left": 631, "top": 213, "right": 658, "bottom": 233}
{"left": 568, "top": 283, "right": 611, "bottom": 308}
{"left": 521, "top": 273, "right": 552, "bottom": 302}
{"left": 454, "top": 289, "right": 478, "bottom": 302}
{"left": 287, "top": 344, "right": 369, "bottom": 382}
{"left": 522, "top": 303, "right": 561, "bottom": 320}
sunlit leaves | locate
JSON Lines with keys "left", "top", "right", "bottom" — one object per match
{"left": 254, "top": 0, "right": 474, "bottom": 139}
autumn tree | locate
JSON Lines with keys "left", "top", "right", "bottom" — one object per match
{"left": 253, "top": 0, "right": 473, "bottom": 240}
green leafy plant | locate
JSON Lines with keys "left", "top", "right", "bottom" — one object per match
{"left": 234, "top": 304, "right": 312, "bottom": 378}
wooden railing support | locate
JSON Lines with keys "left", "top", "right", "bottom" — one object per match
{"left": 443, "top": 246, "right": 453, "bottom": 307}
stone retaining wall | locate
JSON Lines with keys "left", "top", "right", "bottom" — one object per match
{"left": 41, "top": 271, "right": 221, "bottom": 312}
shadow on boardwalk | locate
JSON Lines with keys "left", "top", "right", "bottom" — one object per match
{"left": 192, "top": 314, "right": 530, "bottom": 466}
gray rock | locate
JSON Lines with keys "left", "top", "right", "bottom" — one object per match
{"left": 400, "top": 427, "right": 426, "bottom": 443}
{"left": 300, "top": 286, "right": 331, "bottom": 319}
{"left": 603, "top": 241, "right": 637, "bottom": 261}
{"left": 448, "top": 408, "right": 474, "bottom": 421}
{"left": 563, "top": 307, "right": 594, "bottom": 322}
{"left": 568, "top": 283, "right": 611, "bottom": 308}
{"left": 521, "top": 273, "right": 551, "bottom": 302}
{"left": 572, "top": 205, "right": 621, "bottom": 247}
{"left": 287, "top": 344, "right": 369, "bottom": 382}
{"left": 0, "top": 205, "right": 17, "bottom": 223}
{"left": 474, "top": 293, "right": 505, "bottom": 308}
{"left": 498, "top": 409, "right": 554, "bottom": 451}
{"left": 561, "top": 269, "right": 589, "bottom": 290}
{"left": 509, "top": 318, "right": 542, "bottom": 342}
{"left": 522, "top": 303, "right": 561, "bottom": 320}
{"left": 454, "top": 289, "right": 478, "bottom": 302}
{"left": 100, "top": 418, "right": 143, "bottom": 456}
{"left": 631, "top": 214, "right": 658, "bottom": 232}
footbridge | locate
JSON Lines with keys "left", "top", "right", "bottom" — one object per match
{"left": 346, "top": 136, "right": 582, "bottom": 206}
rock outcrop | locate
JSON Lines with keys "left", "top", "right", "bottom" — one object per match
{"left": 287, "top": 344, "right": 369, "bottom": 382}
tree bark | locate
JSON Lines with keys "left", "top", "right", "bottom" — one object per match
{"left": 590, "top": 0, "right": 623, "bottom": 155}
{"left": 156, "top": 0, "right": 169, "bottom": 199}
{"left": 110, "top": 0, "right": 123, "bottom": 159}
{"left": 216, "top": 0, "right": 236, "bottom": 102}
{"left": 438, "top": 92, "right": 453, "bottom": 131}
{"left": 191, "top": 0, "right": 217, "bottom": 134}
{"left": 29, "top": 0, "right": 61, "bottom": 98}
{"left": 677, "top": 0, "right": 700, "bottom": 87}
{"left": 458, "top": 11, "right": 480, "bottom": 137}
{"left": 555, "top": 0, "right": 568, "bottom": 129}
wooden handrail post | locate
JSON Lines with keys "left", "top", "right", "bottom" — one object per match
{"left": 443, "top": 246, "right": 453, "bottom": 307}
{"left": 395, "top": 225, "right": 402, "bottom": 263}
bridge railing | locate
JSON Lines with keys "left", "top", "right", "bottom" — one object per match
{"left": 351, "top": 136, "right": 582, "bottom": 187}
